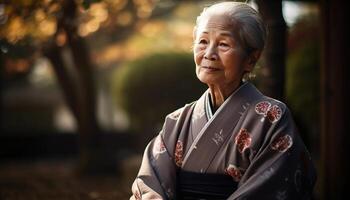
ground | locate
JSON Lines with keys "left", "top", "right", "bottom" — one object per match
{"left": 0, "top": 156, "right": 142, "bottom": 200}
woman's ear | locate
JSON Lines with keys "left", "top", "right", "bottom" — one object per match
{"left": 244, "top": 50, "right": 261, "bottom": 72}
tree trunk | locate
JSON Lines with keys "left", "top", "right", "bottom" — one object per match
{"left": 45, "top": 0, "right": 107, "bottom": 174}
{"left": 44, "top": 45, "right": 79, "bottom": 121}
{"left": 256, "top": 0, "right": 286, "bottom": 101}
{"left": 60, "top": 0, "right": 103, "bottom": 173}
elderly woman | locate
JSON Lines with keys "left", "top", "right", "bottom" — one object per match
{"left": 131, "top": 2, "right": 316, "bottom": 200}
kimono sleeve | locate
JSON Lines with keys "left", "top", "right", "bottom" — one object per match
{"left": 130, "top": 136, "right": 165, "bottom": 200}
{"left": 229, "top": 107, "right": 317, "bottom": 200}
{"left": 130, "top": 132, "right": 178, "bottom": 200}
{"left": 130, "top": 103, "right": 194, "bottom": 200}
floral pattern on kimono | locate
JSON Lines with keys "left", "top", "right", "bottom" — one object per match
{"left": 153, "top": 135, "right": 167, "bottom": 155}
{"left": 174, "top": 140, "right": 183, "bottom": 167}
{"left": 235, "top": 128, "right": 252, "bottom": 153}
{"left": 255, "top": 101, "right": 282, "bottom": 123}
{"left": 228, "top": 102, "right": 316, "bottom": 200}
{"left": 271, "top": 134, "right": 293, "bottom": 153}
{"left": 226, "top": 164, "right": 244, "bottom": 182}
{"left": 133, "top": 189, "right": 141, "bottom": 200}
{"left": 267, "top": 105, "right": 283, "bottom": 123}
{"left": 255, "top": 101, "right": 271, "bottom": 114}
{"left": 130, "top": 82, "right": 316, "bottom": 200}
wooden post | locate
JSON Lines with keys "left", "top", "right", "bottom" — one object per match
{"left": 320, "top": 0, "right": 349, "bottom": 199}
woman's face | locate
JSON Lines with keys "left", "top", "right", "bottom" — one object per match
{"left": 194, "top": 13, "right": 251, "bottom": 89}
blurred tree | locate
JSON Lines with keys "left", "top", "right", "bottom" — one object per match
{"left": 0, "top": 0, "right": 162, "bottom": 173}
{"left": 256, "top": 0, "right": 287, "bottom": 101}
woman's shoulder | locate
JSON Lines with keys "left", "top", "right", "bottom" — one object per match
{"left": 165, "top": 101, "right": 197, "bottom": 121}
{"left": 247, "top": 93, "right": 293, "bottom": 124}
{"left": 254, "top": 95, "right": 287, "bottom": 111}
{"left": 160, "top": 101, "right": 197, "bottom": 140}
{"left": 243, "top": 82, "right": 288, "bottom": 114}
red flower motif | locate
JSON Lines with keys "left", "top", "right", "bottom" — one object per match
{"left": 255, "top": 101, "right": 282, "bottom": 123}
{"left": 271, "top": 135, "right": 293, "bottom": 152}
{"left": 133, "top": 190, "right": 141, "bottom": 200}
{"left": 266, "top": 105, "right": 282, "bottom": 123}
{"left": 225, "top": 164, "right": 242, "bottom": 182}
{"left": 153, "top": 136, "right": 166, "bottom": 155}
{"left": 175, "top": 140, "right": 183, "bottom": 167}
{"left": 255, "top": 101, "right": 271, "bottom": 115}
{"left": 235, "top": 128, "right": 252, "bottom": 153}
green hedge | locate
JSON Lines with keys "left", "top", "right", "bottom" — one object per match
{"left": 112, "top": 52, "right": 207, "bottom": 135}
{"left": 285, "top": 15, "right": 320, "bottom": 148}
{"left": 286, "top": 41, "right": 319, "bottom": 145}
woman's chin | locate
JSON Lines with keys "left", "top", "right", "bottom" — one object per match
{"left": 197, "top": 75, "right": 220, "bottom": 85}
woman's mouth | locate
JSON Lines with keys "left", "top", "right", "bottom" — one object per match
{"left": 201, "top": 66, "right": 220, "bottom": 72}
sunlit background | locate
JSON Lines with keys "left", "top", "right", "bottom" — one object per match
{"left": 0, "top": 0, "right": 337, "bottom": 199}
{"left": 0, "top": 0, "right": 318, "bottom": 132}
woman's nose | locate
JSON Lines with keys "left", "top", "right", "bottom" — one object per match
{"left": 204, "top": 45, "right": 218, "bottom": 61}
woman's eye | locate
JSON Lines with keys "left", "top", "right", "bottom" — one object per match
{"left": 219, "top": 42, "right": 229, "bottom": 47}
{"left": 199, "top": 39, "right": 208, "bottom": 44}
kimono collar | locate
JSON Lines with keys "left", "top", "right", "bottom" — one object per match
{"left": 205, "top": 81, "right": 249, "bottom": 120}
{"left": 205, "top": 92, "right": 214, "bottom": 120}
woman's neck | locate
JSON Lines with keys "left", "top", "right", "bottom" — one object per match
{"left": 208, "top": 81, "right": 242, "bottom": 110}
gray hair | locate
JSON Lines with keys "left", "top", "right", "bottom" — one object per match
{"left": 195, "top": 2, "right": 267, "bottom": 55}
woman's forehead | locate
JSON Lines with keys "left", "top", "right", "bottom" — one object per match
{"left": 197, "top": 13, "right": 235, "bottom": 33}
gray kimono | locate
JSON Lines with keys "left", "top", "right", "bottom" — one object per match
{"left": 131, "top": 82, "right": 316, "bottom": 200}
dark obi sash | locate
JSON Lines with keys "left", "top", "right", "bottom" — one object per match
{"left": 177, "top": 170, "right": 238, "bottom": 200}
